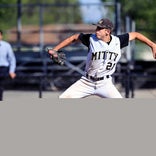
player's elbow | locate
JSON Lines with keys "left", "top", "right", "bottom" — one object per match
{"left": 129, "top": 32, "right": 140, "bottom": 41}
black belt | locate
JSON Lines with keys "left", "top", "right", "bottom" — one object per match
{"left": 86, "top": 74, "right": 110, "bottom": 81}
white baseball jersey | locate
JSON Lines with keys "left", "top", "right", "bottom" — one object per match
{"left": 79, "top": 33, "right": 129, "bottom": 77}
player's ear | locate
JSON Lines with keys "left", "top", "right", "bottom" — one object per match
{"left": 105, "top": 29, "right": 111, "bottom": 35}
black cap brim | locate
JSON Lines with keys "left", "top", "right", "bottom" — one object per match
{"left": 92, "top": 23, "right": 105, "bottom": 28}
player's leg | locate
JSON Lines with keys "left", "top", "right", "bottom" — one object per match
{"left": 0, "top": 67, "right": 9, "bottom": 101}
{"left": 95, "top": 77, "right": 123, "bottom": 98}
{"left": 0, "top": 75, "right": 6, "bottom": 101}
{"left": 59, "top": 77, "right": 95, "bottom": 98}
{"left": 0, "top": 87, "right": 3, "bottom": 101}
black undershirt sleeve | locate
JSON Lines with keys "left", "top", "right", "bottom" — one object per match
{"left": 78, "top": 33, "right": 91, "bottom": 48}
{"left": 117, "top": 33, "right": 129, "bottom": 48}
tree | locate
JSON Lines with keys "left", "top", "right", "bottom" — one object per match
{"left": 102, "top": 0, "right": 156, "bottom": 40}
{"left": 0, "top": 0, "right": 82, "bottom": 30}
{"left": 0, "top": 0, "right": 17, "bottom": 29}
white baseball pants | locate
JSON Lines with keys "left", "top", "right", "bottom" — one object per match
{"left": 59, "top": 76, "right": 123, "bottom": 98}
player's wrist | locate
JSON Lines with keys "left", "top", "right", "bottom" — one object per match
{"left": 52, "top": 49, "right": 58, "bottom": 52}
{"left": 48, "top": 49, "right": 57, "bottom": 55}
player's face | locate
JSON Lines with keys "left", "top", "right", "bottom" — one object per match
{"left": 95, "top": 27, "right": 110, "bottom": 40}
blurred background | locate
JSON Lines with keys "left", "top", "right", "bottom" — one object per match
{"left": 0, "top": 0, "right": 156, "bottom": 98}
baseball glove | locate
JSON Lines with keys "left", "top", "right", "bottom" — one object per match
{"left": 46, "top": 48, "right": 66, "bottom": 66}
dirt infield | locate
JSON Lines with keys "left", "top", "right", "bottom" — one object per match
{"left": 2, "top": 88, "right": 156, "bottom": 102}
{"left": 1, "top": 89, "right": 156, "bottom": 156}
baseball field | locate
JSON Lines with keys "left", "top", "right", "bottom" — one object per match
{"left": 2, "top": 88, "right": 156, "bottom": 102}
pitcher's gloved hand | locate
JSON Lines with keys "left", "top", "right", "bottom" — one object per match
{"left": 47, "top": 48, "right": 66, "bottom": 66}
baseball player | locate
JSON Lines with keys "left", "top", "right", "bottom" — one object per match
{"left": 48, "top": 18, "right": 156, "bottom": 98}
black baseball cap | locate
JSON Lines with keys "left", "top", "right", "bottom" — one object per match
{"left": 92, "top": 18, "right": 114, "bottom": 30}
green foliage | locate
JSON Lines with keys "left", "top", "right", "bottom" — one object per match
{"left": 0, "top": 0, "right": 82, "bottom": 30}
{"left": 2, "top": 0, "right": 155, "bottom": 39}
{"left": 102, "top": 0, "right": 156, "bottom": 39}
{"left": 0, "top": 0, "right": 17, "bottom": 29}
{"left": 22, "top": 0, "right": 77, "bottom": 4}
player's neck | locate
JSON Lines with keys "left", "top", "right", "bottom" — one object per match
{"left": 102, "top": 35, "right": 112, "bottom": 44}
